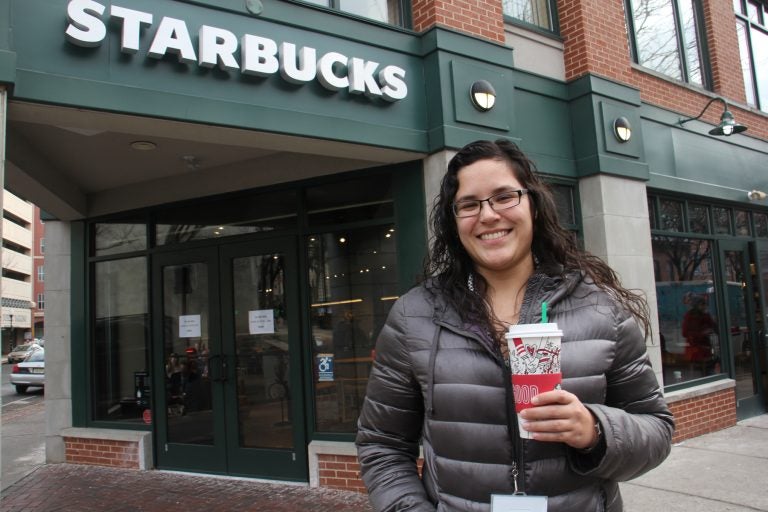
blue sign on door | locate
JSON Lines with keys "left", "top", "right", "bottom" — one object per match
{"left": 316, "top": 353, "right": 334, "bottom": 381}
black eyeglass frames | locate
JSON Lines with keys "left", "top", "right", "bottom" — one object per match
{"left": 452, "top": 189, "right": 529, "bottom": 218}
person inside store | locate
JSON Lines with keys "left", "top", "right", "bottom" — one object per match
{"left": 682, "top": 293, "right": 719, "bottom": 374}
{"left": 356, "top": 139, "right": 674, "bottom": 512}
{"left": 332, "top": 309, "right": 369, "bottom": 360}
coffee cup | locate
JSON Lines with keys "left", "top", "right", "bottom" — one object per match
{"left": 505, "top": 323, "right": 563, "bottom": 439}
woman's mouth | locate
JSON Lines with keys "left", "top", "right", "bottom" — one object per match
{"left": 479, "top": 230, "right": 510, "bottom": 241}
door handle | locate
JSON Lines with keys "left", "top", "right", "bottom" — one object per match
{"left": 208, "top": 354, "right": 228, "bottom": 383}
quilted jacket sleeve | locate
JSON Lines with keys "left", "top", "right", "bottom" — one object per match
{"left": 356, "top": 296, "right": 436, "bottom": 512}
{"left": 568, "top": 305, "right": 675, "bottom": 481}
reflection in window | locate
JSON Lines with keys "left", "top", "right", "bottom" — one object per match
{"left": 93, "top": 257, "right": 149, "bottom": 423}
{"left": 713, "top": 207, "right": 732, "bottom": 234}
{"left": 298, "top": 0, "right": 404, "bottom": 26}
{"left": 659, "top": 199, "right": 684, "bottom": 231}
{"left": 155, "top": 189, "right": 297, "bottom": 246}
{"left": 653, "top": 237, "right": 721, "bottom": 385}
{"left": 93, "top": 223, "right": 146, "bottom": 256}
{"left": 735, "top": 1, "right": 768, "bottom": 112}
{"left": 688, "top": 203, "right": 710, "bottom": 234}
{"left": 551, "top": 184, "right": 576, "bottom": 226}
{"left": 735, "top": 210, "right": 751, "bottom": 236}
{"left": 755, "top": 212, "right": 768, "bottom": 237}
{"left": 503, "top": 0, "right": 555, "bottom": 31}
{"left": 627, "top": 0, "right": 706, "bottom": 86}
{"left": 308, "top": 225, "right": 398, "bottom": 433}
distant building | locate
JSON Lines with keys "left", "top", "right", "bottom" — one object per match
{"left": 2, "top": 189, "right": 34, "bottom": 351}
{"left": 32, "top": 206, "right": 45, "bottom": 340}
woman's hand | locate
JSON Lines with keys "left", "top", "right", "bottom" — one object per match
{"left": 519, "top": 390, "right": 599, "bottom": 450}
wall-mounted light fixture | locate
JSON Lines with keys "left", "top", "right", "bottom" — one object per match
{"left": 678, "top": 97, "right": 748, "bottom": 136}
{"left": 747, "top": 190, "right": 767, "bottom": 201}
{"left": 130, "top": 140, "right": 157, "bottom": 151}
{"left": 470, "top": 80, "right": 496, "bottom": 111}
{"left": 613, "top": 116, "right": 632, "bottom": 142}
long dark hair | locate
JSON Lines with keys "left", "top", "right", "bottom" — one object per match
{"left": 423, "top": 139, "right": 651, "bottom": 337}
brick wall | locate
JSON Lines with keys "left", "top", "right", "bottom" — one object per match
{"left": 317, "top": 453, "right": 424, "bottom": 494}
{"left": 557, "top": 0, "right": 768, "bottom": 141}
{"left": 668, "top": 387, "right": 737, "bottom": 444}
{"left": 64, "top": 436, "right": 141, "bottom": 469}
{"left": 411, "top": 0, "right": 506, "bottom": 43}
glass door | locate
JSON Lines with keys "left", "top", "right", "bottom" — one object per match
{"left": 220, "top": 238, "right": 306, "bottom": 480}
{"left": 719, "top": 240, "right": 766, "bottom": 418}
{"left": 153, "top": 247, "right": 225, "bottom": 473}
{"left": 152, "top": 238, "right": 306, "bottom": 479}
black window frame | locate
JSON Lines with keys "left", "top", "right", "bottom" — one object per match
{"left": 289, "top": 0, "right": 411, "bottom": 28}
{"left": 502, "top": 0, "right": 560, "bottom": 34}
{"left": 625, "top": 0, "right": 712, "bottom": 90}
{"left": 734, "top": 0, "right": 768, "bottom": 112}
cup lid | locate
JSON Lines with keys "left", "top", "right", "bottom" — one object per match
{"left": 505, "top": 322, "right": 562, "bottom": 338}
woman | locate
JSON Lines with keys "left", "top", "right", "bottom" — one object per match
{"left": 356, "top": 139, "right": 673, "bottom": 511}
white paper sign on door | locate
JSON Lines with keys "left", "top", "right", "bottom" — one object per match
{"left": 179, "top": 314, "right": 202, "bottom": 338}
{"left": 249, "top": 309, "right": 275, "bottom": 334}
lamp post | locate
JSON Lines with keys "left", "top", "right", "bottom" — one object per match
{"left": 8, "top": 313, "right": 14, "bottom": 351}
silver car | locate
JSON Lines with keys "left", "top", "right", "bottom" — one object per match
{"left": 10, "top": 348, "right": 45, "bottom": 394}
{"left": 7, "top": 342, "right": 42, "bottom": 364}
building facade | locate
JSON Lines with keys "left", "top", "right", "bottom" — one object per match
{"left": 0, "top": 0, "right": 767, "bottom": 491}
{"left": 2, "top": 189, "right": 34, "bottom": 351}
{"left": 32, "top": 206, "right": 45, "bottom": 340}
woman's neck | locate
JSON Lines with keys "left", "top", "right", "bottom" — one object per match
{"left": 478, "top": 258, "right": 535, "bottom": 326}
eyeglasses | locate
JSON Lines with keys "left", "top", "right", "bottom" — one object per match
{"left": 452, "top": 189, "right": 529, "bottom": 218}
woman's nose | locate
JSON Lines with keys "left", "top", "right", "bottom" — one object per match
{"left": 478, "top": 200, "right": 500, "bottom": 221}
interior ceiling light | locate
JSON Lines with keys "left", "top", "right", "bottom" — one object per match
{"left": 130, "top": 140, "right": 157, "bottom": 151}
{"left": 678, "top": 97, "right": 748, "bottom": 136}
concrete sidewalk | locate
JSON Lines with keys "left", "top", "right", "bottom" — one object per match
{"left": 621, "top": 414, "right": 768, "bottom": 511}
{"left": 0, "top": 415, "right": 766, "bottom": 511}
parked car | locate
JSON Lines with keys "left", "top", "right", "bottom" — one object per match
{"left": 10, "top": 349, "right": 45, "bottom": 394}
{"left": 6, "top": 342, "right": 43, "bottom": 364}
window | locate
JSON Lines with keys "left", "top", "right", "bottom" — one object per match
{"left": 309, "top": 225, "right": 398, "bottom": 433}
{"left": 39, "top": 237, "right": 45, "bottom": 254}
{"left": 503, "top": 0, "right": 556, "bottom": 31}
{"left": 37, "top": 265, "right": 44, "bottom": 282}
{"left": 626, "top": 0, "right": 708, "bottom": 87}
{"left": 298, "top": 0, "right": 404, "bottom": 26}
{"left": 37, "top": 293, "right": 45, "bottom": 310}
{"left": 735, "top": 0, "right": 768, "bottom": 112}
{"left": 92, "top": 257, "right": 149, "bottom": 423}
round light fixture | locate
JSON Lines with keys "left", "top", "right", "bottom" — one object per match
{"left": 470, "top": 80, "right": 497, "bottom": 112}
{"left": 130, "top": 140, "right": 157, "bottom": 151}
{"left": 613, "top": 117, "right": 632, "bottom": 142}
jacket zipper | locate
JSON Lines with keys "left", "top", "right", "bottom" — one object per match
{"left": 435, "top": 319, "right": 527, "bottom": 494}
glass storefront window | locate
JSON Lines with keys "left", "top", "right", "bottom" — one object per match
{"left": 308, "top": 225, "right": 398, "bottom": 433}
{"left": 155, "top": 189, "right": 297, "bottom": 246}
{"left": 735, "top": 209, "right": 751, "bottom": 236}
{"left": 713, "top": 207, "right": 732, "bottom": 234}
{"left": 755, "top": 212, "right": 768, "bottom": 237}
{"left": 306, "top": 174, "right": 393, "bottom": 226}
{"left": 93, "top": 222, "right": 146, "bottom": 256}
{"left": 688, "top": 203, "right": 710, "bottom": 234}
{"left": 659, "top": 199, "right": 684, "bottom": 231}
{"left": 653, "top": 236, "right": 721, "bottom": 385}
{"left": 298, "top": 0, "right": 404, "bottom": 26}
{"left": 93, "top": 257, "right": 149, "bottom": 422}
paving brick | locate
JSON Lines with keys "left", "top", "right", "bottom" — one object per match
{"left": 0, "top": 464, "right": 373, "bottom": 512}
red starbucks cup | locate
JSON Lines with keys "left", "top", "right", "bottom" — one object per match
{"left": 505, "top": 323, "right": 563, "bottom": 439}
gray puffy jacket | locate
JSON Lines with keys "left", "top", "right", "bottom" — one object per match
{"left": 356, "top": 271, "right": 674, "bottom": 512}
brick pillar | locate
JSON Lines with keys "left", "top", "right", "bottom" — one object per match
{"left": 411, "top": 0, "right": 506, "bottom": 43}
{"left": 557, "top": 0, "right": 633, "bottom": 82}
{"left": 701, "top": 0, "right": 747, "bottom": 103}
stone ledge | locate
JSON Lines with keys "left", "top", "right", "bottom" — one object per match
{"left": 62, "top": 428, "right": 153, "bottom": 470}
{"left": 664, "top": 378, "right": 735, "bottom": 404}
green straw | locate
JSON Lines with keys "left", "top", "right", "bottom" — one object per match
{"left": 541, "top": 302, "right": 548, "bottom": 323}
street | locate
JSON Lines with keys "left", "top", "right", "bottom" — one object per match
{"left": 1, "top": 361, "right": 46, "bottom": 492}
